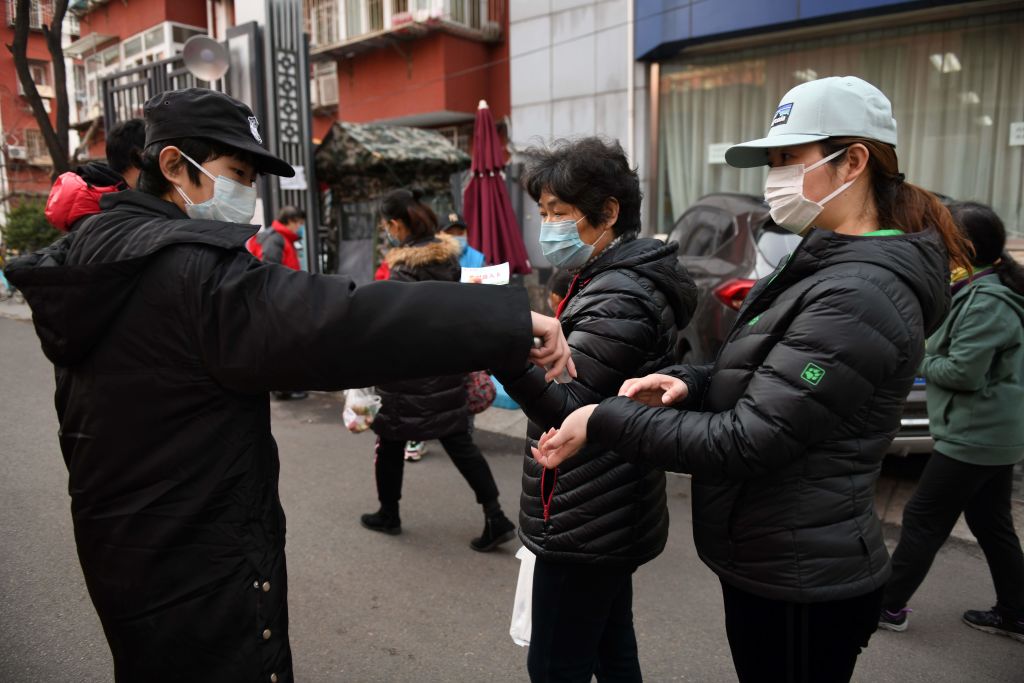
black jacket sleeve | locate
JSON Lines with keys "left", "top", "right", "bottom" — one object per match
{"left": 657, "top": 362, "right": 713, "bottom": 409}
{"left": 497, "top": 272, "right": 662, "bottom": 431}
{"left": 587, "top": 278, "right": 908, "bottom": 478}
{"left": 190, "top": 249, "right": 533, "bottom": 393}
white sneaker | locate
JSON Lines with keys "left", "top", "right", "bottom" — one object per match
{"left": 404, "top": 441, "right": 426, "bottom": 461}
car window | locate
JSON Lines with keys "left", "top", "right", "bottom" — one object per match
{"left": 756, "top": 229, "right": 802, "bottom": 268}
{"left": 669, "top": 207, "right": 737, "bottom": 257}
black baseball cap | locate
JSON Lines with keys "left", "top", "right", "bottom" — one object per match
{"left": 143, "top": 88, "right": 295, "bottom": 177}
{"left": 440, "top": 212, "right": 467, "bottom": 231}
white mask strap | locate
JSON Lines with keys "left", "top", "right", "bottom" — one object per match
{"left": 176, "top": 149, "right": 217, "bottom": 182}
{"left": 174, "top": 183, "right": 195, "bottom": 206}
{"left": 804, "top": 147, "right": 848, "bottom": 174}
{"left": 821, "top": 179, "right": 855, "bottom": 205}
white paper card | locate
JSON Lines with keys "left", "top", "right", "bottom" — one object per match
{"left": 461, "top": 262, "right": 510, "bottom": 285}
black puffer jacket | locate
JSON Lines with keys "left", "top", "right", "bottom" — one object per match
{"left": 373, "top": 234, "right": 470, "bottom": 440}
{"left": 589, "top": 228, "right": 949, "bottom": 601}
{"left": 500, "top": 237, "right": 697, "bottom": 566}
{"left": 3, "top": 191, "right": 533, "bottom": 682}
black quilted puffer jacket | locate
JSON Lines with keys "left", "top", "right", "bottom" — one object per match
{"left": 373, "top": 234, "right": 470, "bottom": 441}
{"left": 499, "top": 236, "right": 697, "bottom": 566}
{"left": 588, "top": 228, "right": 950, "bottom": 601}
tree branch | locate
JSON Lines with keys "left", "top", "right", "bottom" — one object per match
{"left": 8, "top": 0, "right": 72, "bottom": 182}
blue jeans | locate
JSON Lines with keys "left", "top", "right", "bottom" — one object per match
{"left": 527, "top": 559, "right": 641, "bottom": 682}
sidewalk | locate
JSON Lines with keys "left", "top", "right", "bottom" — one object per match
{"left": 0, "top": 300, "right": 31, "bottom": 322}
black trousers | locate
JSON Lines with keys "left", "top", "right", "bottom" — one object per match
{"left": 374, "top": 433, "right": 499, "bottom": 510}
{"left": 527, "top": 559, "right": 641, "bottom": 683}
{"left": 883, "top": 450, "right": 1024, "bottom": 615}
{"left": 721, "top": 581, "right": 883, "bottom": 683}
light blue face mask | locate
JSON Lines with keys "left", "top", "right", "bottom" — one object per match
{"left": 452, "top": 235, "right": 468, "bottom": 253}
{"left": 539, "top": 217, "right": 606, "bottom": 271}
{"left": 174, "top": 149, "right": 258, "bottom": 224}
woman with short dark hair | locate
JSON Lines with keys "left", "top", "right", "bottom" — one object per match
{"left": 497, "top": 137, "right": 697, "bottom": 682}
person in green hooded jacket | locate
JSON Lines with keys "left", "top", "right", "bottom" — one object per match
{"left": 879, "top": 201, "right": 1024, "bottom": 643}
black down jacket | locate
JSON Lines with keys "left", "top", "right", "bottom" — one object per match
{"left": 373, "top": 234, "right": 470, "bottom": 441}
{"left": 3, "top": 191, "right": 533, "bottom": 682}
{"left": 499, "top": 236, "right": 697, "bottom": 566}
{"left": 588, "top": 228, "right": 950, "bottom": 601}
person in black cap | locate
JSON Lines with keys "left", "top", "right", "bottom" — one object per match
{"left": 440, "top": 210, "right": 486, "bottom": 269}
{"left": 4, "top": 87, "right": 573, "bottom": 683}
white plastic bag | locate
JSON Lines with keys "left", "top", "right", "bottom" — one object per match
{"left": 509, "top": 546, "right": 536, "bottom": 646}
{"left": 342, "top": 387, "right": 381, "bottom": 433}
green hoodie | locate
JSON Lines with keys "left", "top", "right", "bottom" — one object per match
{"left": 921, "top": 274, "right": 1024, "bottom": 466}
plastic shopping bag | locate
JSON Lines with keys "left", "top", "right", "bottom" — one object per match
{"left": 342, "top": 387, "right": 381, "bottom": 433}
{"left": 510, "top": 546, "right": 536, "bottom": 646}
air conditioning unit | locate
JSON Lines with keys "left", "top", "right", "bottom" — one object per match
{"left": 7, "top": 145, "right": 28, "bottom": 160}
{"left": 317, "top": 73, "right": 338, "bottom": 107}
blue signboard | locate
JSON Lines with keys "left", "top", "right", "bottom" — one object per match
{"left": 635, "top": 0, "right": 965, "bottom": 60}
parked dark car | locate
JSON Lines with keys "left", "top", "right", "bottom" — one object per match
{"left": 667, "top": 192, "right": 931, "bottom": 456}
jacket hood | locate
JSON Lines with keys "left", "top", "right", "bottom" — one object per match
{"left": 5, "top": 190, "right": 256, "bottom": 366}
{"left": 386, "top": 233, "right": 461, "bottom": 268}
{"left": 797, "top": 228, "right": 951, "bottom": 335}
{"left": 45, "top": 162, "right": 128, "bottom": 232}
{"left": 271, "top": 220, "right": 300, "bottom": 243}
{"left": 77, "top": 161, "right": 127, "bottom": 188}
{"left": 959, "top": 274, "right": 1024, "bottom": 322}
{"left": 583, "top": 237, "right": 698, "bottom": 324}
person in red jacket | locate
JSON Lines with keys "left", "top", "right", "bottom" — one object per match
{"left": 45, "top": 119, "right": 145, "bottom": 232}
{"left": 246, "top": 205, "right": 304, "bottom": 270}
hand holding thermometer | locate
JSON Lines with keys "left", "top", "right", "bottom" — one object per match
{"left": 534, "top": 337, "right": 573, "bottom": 384}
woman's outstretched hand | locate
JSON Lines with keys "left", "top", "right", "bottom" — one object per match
{"left": 530, "top": 312, "right": 577, "bottom": 383}
{"left": 618, "top": 374, "right": 688, "bottom": 407}
{"left": 530, "top": 404, "right": 597, "bottom": 469}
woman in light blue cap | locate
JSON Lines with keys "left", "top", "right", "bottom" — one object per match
{"left": 529, "top": 76, "right": 973, "bottom": 682}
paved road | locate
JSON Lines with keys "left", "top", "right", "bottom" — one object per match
{"left": 1, "top": 316, "right": 1020, "bottom": 681}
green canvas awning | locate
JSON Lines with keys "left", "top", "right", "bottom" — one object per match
{"left": 315, "top": 121, "right": 471, "bottom": 202}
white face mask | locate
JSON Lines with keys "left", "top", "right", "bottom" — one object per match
{"left": 173, "top": 149, "right": 258, "bottom": 224}
{"left": 764, "top": 147, "right": 853, "bottom": 234}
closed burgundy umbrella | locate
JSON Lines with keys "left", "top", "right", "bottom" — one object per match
{"left": 463, "top": 100, "right": 532, "bottom": 274}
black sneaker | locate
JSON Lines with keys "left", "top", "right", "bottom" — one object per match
{"left": 360, "top": 509, "right": 401, "bottom": 535}
{"left": 470, "top": 513, "right": 516, "bottom": 552}
{"left": 878, "top": 607, "right": 912, "bottom": 632}
{"left": 962, "top": 607, "right": 1024, "bottom": 643}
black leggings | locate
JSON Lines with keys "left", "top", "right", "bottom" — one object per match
{"left": 374, "top": 433, "right": 499, "bottom": 509}
{"left": 721, "top": 581, "right": 883, "bottom": 683}
{"left": 527, "top": 559, "right": 641, "bottom": 683}
{"left": 883, "top": 450, "right": 1024, "bottom": 615}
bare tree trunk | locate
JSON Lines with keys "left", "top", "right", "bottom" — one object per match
{"left": 7, "top": 0, "right": 72, "bottom": 181}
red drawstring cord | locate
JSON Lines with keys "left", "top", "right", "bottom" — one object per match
{"left": 541, "top": 466, "right": 558, "bottom": 522}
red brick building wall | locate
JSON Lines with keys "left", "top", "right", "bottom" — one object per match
{"left": 0, "top": 5, "right": 62, "bottom": 198}
{"left": 77, "top": 0, "right": 207, "bottom": 40}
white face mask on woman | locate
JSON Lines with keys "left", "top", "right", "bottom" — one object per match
{"left": 173, "top": 149, "right": 258, "bottom": 224}
{"left": 764, "top": 147, "right": 852, "bottom": 234}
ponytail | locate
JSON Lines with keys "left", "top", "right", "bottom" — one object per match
{"left": 949, "top": 201, "right": 1024, "bottom": 296}
{"left": 824, "top": 138, "right": 973, "bottom": 272}
{"left": 379, "top": 188, "right": 438, "bottom": 240}
{"left": 995, "top": 252, "right": 1024, "bottom": 296}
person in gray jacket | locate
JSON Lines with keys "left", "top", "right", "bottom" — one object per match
{"left": 530, "top": 77, "right": 974, "bottom": 682}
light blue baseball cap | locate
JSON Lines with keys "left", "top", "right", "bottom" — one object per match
{"left": 725, "top": 76, "right": 898, "bottom": 168}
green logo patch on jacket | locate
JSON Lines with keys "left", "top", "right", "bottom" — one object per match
{"left": 801, "top": 363, "right": 825, "bottom": 386}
